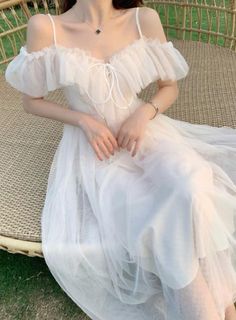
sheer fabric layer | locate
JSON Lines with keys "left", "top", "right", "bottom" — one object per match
{"left": 5, "top": 34, "right": 236, "bottom": 320}
{"left": 42, "top": 113, "right": 236, "bottom": 320}
{"left": 4, "top": 37, "right": 189, "bottom": 98}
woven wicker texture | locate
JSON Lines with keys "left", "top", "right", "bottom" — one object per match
{"left": 0, "top": 39, "right": 236, "bottom": 257}
{"left": 1, "top": 0, "right": 236, "bottom": 69}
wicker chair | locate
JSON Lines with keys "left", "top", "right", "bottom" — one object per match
{"left": 0, "top": 0, "right": 236, "bottom": 258}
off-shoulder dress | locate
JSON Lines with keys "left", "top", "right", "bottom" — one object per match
{"left": 5, "top": 6, "right": 236, "bottom": 320}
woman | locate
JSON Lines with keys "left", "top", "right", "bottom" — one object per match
{"left": 5, "top": 0, "right": 236, "bottom": 319}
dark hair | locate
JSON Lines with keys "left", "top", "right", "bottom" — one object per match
{"left": 60, "top": 0, "right": 144, "bottom": 14}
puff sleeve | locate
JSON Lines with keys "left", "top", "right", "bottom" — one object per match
{"left": 112, "top": 38, "right": 190, "bottom": 96}
{"left": 5, "top": 45, "right": 62, "bottom": 97}
{"left": 146, "top": 39, "right": 190, "bottom": 81}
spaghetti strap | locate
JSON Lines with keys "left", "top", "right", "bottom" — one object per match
{"left": 135, "top": 7, "right": 143, "bottom": 39}
{"left": 47, "top": 13, "right": 57, "bottom": 46}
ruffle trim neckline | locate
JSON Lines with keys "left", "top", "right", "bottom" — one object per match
{"left": 5, "top": 35, "right": 190, "bottom": 100}
{"left": 19, "top": 35, "right": 174, "bottom": 64}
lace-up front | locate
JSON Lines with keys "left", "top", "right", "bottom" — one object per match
{"left": 46, "top": 8, "right": 144, "bottom": 112}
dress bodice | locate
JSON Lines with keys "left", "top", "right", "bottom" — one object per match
{"left": 5, "top": 7, "right": 189, "bottom": 127}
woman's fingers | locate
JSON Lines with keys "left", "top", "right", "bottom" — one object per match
{"left": 131, "top": 138, "right": 141, "bottom": 157}
{"left": 97, "top": 130, "right": 121, "bottom": 159}
{"left": 103, "top": 136, "right": 115, "bottom": 155}
{"left": 93, "top": 134, "right": 140, "bottom": 161}
{"left": 126, "top": 137, "right": 136, "bottom": 152}
{"left": 82, "top": 116, "right": 121, "bottom": 161}
{"left": 118, "top": 132, "right": 131, "bottom": 148}
{"left": 116, "top": 130, "right": 124, "bottom": 147}
{"left": 93, "top": 136, "right": 117, "bottom": 161}
{"left": 92, "top": 141, "right": 105, "bottom": 161}
{"left": 97, "top": 139, "right": 112, "bottom": 159}
{"left": 107, "top": 133, "right": 120, "bottom": 151}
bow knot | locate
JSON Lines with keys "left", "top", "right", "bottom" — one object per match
{"left": 86, "top": 62, "right": 134, "bottom": 108}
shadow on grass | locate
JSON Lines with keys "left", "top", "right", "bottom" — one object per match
{"left": 0, "top": 250, "right": 87, "bottom": 320}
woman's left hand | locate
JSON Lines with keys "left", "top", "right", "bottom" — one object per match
{"left": 116, "top": 104, "right": 155, "bottom": 157}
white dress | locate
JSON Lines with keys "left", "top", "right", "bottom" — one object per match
{"left": 5, "top": 7, "right": 236, "bottom": 320}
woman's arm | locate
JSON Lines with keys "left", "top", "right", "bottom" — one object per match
{"left": 23, "top": 95, "right": 91, "bottom": 128}
{"left": 22, "top": 14, "right": 119, "bottom": 160}
{"left": 115, "top": 7, "right": 181, "bottom": 155}
{"left": 139, "top": 79, "right": 179, "bottom": 120}
{"left": 137, "top": 7, "right": 179, "bottom": 119}
{"left": 22, "top": 13, "right": 87, "bottom": 127}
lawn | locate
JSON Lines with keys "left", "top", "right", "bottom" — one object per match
{"left": 0, "top": 0, "right": 232, "bottom": 73}
{"left": 0, "top": 249, "right": 85, "bottom": 319}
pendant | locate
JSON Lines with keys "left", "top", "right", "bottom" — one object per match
{"left": 96, "top": 29, "right": 101, "bottom": 34}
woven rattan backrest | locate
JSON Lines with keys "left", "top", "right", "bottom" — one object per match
{"left": 0, "top": 0, "right": 61, "bottom": 72}
{"left": 0, "top": 0, "right": 236, "bottom": 73}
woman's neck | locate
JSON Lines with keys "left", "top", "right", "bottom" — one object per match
{"left": 72, "top": 0, "right": 120, "bottom": 25}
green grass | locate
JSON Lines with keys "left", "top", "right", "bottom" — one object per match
{"left": 0, "top": 250, "right": 85, "bottom": 319}
{"left": 0, "top": 6, "right": 56, "bottom": 74}
{"left": 153, "top": 0, "right": 232, "bottom": 47}
{"left": 0, "top": 1, "right": 233, "bottom": 73}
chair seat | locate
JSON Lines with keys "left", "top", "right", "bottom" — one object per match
{"left": 0, "top": 39, "right": 236, "bottom": 258}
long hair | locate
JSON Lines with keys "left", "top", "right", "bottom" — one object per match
{"left": 60, "top": 0, "right": 144, "bottom": 14}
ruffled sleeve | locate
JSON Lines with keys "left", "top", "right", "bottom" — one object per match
{"left": 4, "top": 39, "right": 190, "bottom": 100}
{"left": 5, "top": 45, "right": 62, "bottom": 97}
{"left": 113, "top": 37, "right": 190, "bottom": 96}
{"left": 143, "top": 39, "right": 189, "bottom": 83}
{"left": 146, "top": 39, "right": 190, "bottom": 81}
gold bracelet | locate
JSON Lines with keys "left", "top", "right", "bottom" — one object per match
{"left": 147, "top": 100, "right": 160, "bottom": 120}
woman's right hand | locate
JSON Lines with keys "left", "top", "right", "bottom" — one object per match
{"left": 78, "top": 114, "right": 120, "bottom": 161}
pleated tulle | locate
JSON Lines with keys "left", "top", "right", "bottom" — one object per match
{"left": 5, "top": 32, "right": 236, "bottom": 319}
{"left": 4, "top": 36, "right": 189, "bottom": 99}
{"left": 41, "top": 112, "right": 236, "bottom": 320}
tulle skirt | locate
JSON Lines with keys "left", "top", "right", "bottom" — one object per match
{"left": 41, "top": 112, "right": 236, "bottom": 320}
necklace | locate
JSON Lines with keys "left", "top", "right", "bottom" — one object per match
{"left": 72, "top": 5, "right": 127, "bottom": 34}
